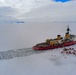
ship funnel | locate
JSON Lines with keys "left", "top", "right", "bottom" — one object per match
{"left": 57, "top": 35, "right": 61, "bottom": 40}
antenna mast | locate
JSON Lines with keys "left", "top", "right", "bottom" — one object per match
{"left": 66, "top": 25, "right": 70, "bottom": 34}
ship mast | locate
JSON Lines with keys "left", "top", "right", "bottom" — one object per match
{"left": 66, "top": 25, "right": 70, "bottom": 34}
{"left": 63, "top": 25, "right": 70, "bottom": 49}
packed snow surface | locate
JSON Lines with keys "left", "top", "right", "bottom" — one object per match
{"left": 0, "top": 45, "right": 76, "bottom": 75}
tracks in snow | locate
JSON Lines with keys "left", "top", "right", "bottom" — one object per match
{"left": 1, "top": 45, "right": 75, "bottom": 60}
{"left": 0, "top": 48, "right": 47, "bottom": 60}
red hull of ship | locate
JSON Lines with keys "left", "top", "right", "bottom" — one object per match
{"left": 33, "top": 41, "right": 76, "bottom": 50}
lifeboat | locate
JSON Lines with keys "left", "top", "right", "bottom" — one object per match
{"left": 33, "top": 26, "right": 76, "bottom": 50}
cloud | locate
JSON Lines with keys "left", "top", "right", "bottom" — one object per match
{"left": 0, "top": 0, "right": 75, "bottom": 21}
{"left": 0, "top": 0, "right": 53, "bottom": 17}
{"left": 0, "top": 6, "right": 19, "bottom": 17}
{"left": 19, "top": 1, "right": 76, "bottom": 21}
{"left": 0, "top": 0, "right": 52, "bottom": 9}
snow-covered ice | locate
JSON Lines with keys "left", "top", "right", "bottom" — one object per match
{"left": 0, "top": 20, "right": 76, "bottom": 75}
{"left": 0, "top": 45, "right": 76, "bottom": 75}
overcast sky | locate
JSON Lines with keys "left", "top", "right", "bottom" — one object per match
{"left": 0, "top": 0, "right": 76, "bottom": 21}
